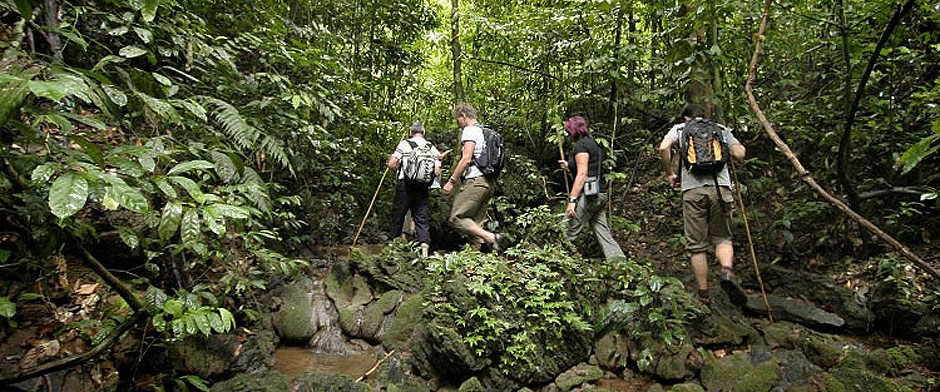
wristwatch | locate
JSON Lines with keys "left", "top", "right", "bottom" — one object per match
{"left": 568, "top": 197, "right": 578, "bottom": 204}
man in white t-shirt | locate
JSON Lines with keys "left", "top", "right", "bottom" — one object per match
{"left": 441, "top": 103, "right": 504, "bottom": 251}
{"left": 388, "top": 121, "right": 442, "bottom": 258}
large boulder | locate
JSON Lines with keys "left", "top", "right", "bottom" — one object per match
{"left": 169, "top": 334, "right": 240, "bottom": 379}
{"left": 629, "top": 338, "right": 700, "bottom": 381}
{"left": 700, "top": 351, "right": 779, "bottom": 392}
{"left": 209, "top": 371, "right": 290, "bottom": 392}
{"left": 553, "top": 363, "right": 604, "bottom": 392}
{"left": 382, "top": 293, "right": 425, "bottom": 350}
{"left": 291, "top": 373, "right": 370, "bottom": 392}
{"left": 410, "top": 322, "right": 490, "bottom": 380}
{"left": 745, "top": 295, "right": 845, "bottom": 328}
{"left": 274, "top": 278, "right": 318, "bottom": 343}
{"left": 594, "top": 332, "right": 630, "bottom": 370}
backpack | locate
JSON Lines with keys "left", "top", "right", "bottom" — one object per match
{"left": 402, "top": 140, "right": 436, "bottom": 185}
{"left": 473, "top": 126, "right": 505, "bottom": 178}
{"left": 679, "top": 118, "right": 729, "bottom": 176}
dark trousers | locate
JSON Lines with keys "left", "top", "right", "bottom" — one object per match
{"left": 389, "top": 180, "right": 431, "bottom": 244}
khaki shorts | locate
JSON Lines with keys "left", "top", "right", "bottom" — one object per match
{"left": 682, "top": 186, "right": 734, "bottom": 252}
{"left": 449, "top": 176, "right": 494, "bottom": 236}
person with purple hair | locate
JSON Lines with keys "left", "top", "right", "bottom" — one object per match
{"left": 558, "top": 116, "right": 626, "bottom": 260}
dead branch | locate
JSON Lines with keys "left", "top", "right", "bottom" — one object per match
{"left": 356, "top": 349, "right": 396, "bottom": 383}
{"left": 744, "top": 0, "right": 940, "bottom": 280}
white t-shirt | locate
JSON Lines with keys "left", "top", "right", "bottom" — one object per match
{"left": 460, "top": 124, "right": 485, "bottom": 179}
{"left": 393, "top": 137, "right": 441, "bottom": 180}
{"left": 662, "top": 120, "right": 741, "bottom": 191}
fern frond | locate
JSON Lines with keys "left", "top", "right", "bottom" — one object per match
{"left": 199, "top": 96, "right": 259, "bottom": 151}
{"left": 258, "top": 135, "right": 292, "bottom": 173}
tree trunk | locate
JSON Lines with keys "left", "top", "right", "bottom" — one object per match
{"left": 43, "top": 0, "right": 62, "bottom": 63}
{"left": 451, "top": 0, "right": 464, "bottom": 103}
{"left": 836, "top": 0, "right": 860, "bottom": 209}
{"left": 608, "top": 0, "right": 626, "bottom": 120}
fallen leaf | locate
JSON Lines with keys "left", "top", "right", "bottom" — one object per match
{"left": 76, "top": 283, "right": 99, "bottom": 295}
{"left": 19, "top": 340, "right": 60, "bottom": 370}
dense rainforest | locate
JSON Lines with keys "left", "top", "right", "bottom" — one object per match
{"left": 0, "top": 0, "right": 938, "bottom": 391}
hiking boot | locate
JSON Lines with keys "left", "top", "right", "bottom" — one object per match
{"left": 491, "top": 233, "right": 505, "bottom": 253}
{"left": 720, "top": 267, "right": 749, "bottom": 308}
{"left": 420, "top": 243, "right": 429, "bottom": 259}
{"left": 695, "top": 289, "right": 711, "bottom": 305}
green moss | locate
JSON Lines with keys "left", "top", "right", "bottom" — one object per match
{"left": 361, "top": 300, "right": 386, "bottom": 339}
{"left": 291, "top": 373, "right": 370, "bottom": 392}
{"left": 274, "top": 285, "right": 315, "bottom": 343}
{"left": 375, "top": 290, "right": 403, "bottom": 314}
{"left": 458, "top": 377, "right": 484, "bottom": 392}
{"left": 829, "top": 367, "right": 915, "bottom": 392}
{"left": 382, "top": 293, "right": 425, "bottom": 350}
{"left": 701, "top": 352, "right": 779, "bottom": 392}
{"left": 554, "top": 363, "right": 603, "bottom": 391}
{"left": 668, "top": 383, "right": 705, "bottom": 392}
{"left": 209, "top": 371, "right": 290, "bottom": 392}
{"left": 338, "top": 307, "right": 361, "bottom": 336}
{"left": 884, "top": 346, "right": 920, "bottom": 371}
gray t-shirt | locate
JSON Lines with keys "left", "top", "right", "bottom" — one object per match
{"left": 460, "top": 124, "right": 485, "bottom": 179}
{"left": 663, "top": 121, "right": 741, "bottom": 192}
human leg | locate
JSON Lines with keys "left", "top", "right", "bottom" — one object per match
{"left": 388, "top": 181, "right": 410, "bottom": 240}
{"left": 449, "top": 177, "right": 496, "bottom": 244}
{"left": 409, "top": 184, "right": 432, "bottom": 245}
{"left": 589, "top": 194, "right": 626, "bottom": 260}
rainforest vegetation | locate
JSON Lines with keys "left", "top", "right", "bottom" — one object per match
{"left": 0, "top": 0, "right": 938, "bottom": 391}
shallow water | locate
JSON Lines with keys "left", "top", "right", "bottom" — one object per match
{"left": 273, "top": 347, "right": 379, "bottom": 379}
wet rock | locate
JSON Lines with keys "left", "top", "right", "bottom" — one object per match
{"left": 700, "top": 351, "right": 779, "bottom": 392}
{"left": 743, "top": 265, "right": 874, "bottom": 330}
{"left": 209, "top": 370, "right": 290, "bottom": 392}
{"left": 630, "top": 338, "right": 699, "bottom": 381}
{"left": 554, "top": 363, "right": 603, "bottom": 391}
{"left": 458, "top": 376, "right": 485, "bottom": 392}
{"left": 326, "top": 272, "right": 373, "bottom": 309}
{"left": 692, "top": 312, "right": 760, "bottom": 346}
{"left": 411, "top": 321, "right": 490, "bottom": 380}
{"left": 762, "top": 321, "right": 852, "bottom": 368}
{"left": 274, "top": 279, "right": 318, "bottom": 343}
{"left": 382, "top": 293, "right": 425, "bottom": 350}
{"left": 771, "top": 349, "right": 823, "bottom": 391}
{"left": 668, "top": 383, "right": 704, "bottom": 392}
{"left": 387, "top": 385, "right": 433, "bottom": 392}
{"left": 339, "top": 307, "right": 364, "bottom": 337}
{"left": 349, "top": 246, "right": 427, "bottom": 293}
{"left": 376, "top": 353, "right": 408, "bottom": 385}
{"left": 170, "top": 334, "right": 240, "bottom": 379}
{"left": 291, "top": 372, "right": 370, "bottom": 392}
{"left": 826, "top": 367, "right": 915, "bottom": 392}
{"left": 912, "top": 313, "right": 940, "bottom": 337}
{"left": 232, "top": 329, "right": 278, "bottom": 374}
{"left": 363, "top": 290, "right": 402, "bottom": 341}
{"left": 745, "top": 295, "right": 844, "bottom": 328}
{"left": 594, "top": 332, "right": 630, "bottom": 370}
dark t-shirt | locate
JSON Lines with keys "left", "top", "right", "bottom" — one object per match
{"left": 568, "top": 136, "right": 606, "bottom": 194}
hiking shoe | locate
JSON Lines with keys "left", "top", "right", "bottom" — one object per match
{"left": 491, "top": 233, "right": 505, "bottom": 253}
{"left": 720, "top": 268, "right": 749, "bottom": 308}
{"left": 695, "top": 290, "right": 711, "bottom": 305}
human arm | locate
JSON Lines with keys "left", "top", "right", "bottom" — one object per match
{"left": 442, "top": 141, "right": 475, "bottom": 195}
{"left": 566, "top": 152, "right": 589, "bottom": 218}
{"left": 658, "top": 134, "right": 679, "bottom": 188}
{"left": 387, "top": 155, "right": 400, "bottom": 170}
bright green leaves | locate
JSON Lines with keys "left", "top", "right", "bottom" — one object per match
{"left": 49, "top": 172, "right": 89, "bottom": 219}
{"left": 211, "top": 151, "right": 240, "bottom": 183}
{"left": 0, "top": 73, "right": 31, "bottom": 128}
{"left": 181, "top": 208, "right": 201, "bottom": 245}
{"left": 167, "top": 160, "right": 214, "bottom": 176}
{"left": 897, "top": 122, "right": 940, "bottom": 175}
{"left": 119, "top": 46, "right": 148, "bottom": 59}
{"left": 103, "top": 177, "right": 150, "bottom": 213}
{"left": 0, "top": 296, "right": 15, "bottom": 319}
{"left": 158, "top": 201, "right": 183, "bottom": 241}
{"left": 150, "top": 286, "right": 236, "bottom": 340}
{"left": 141, "top": 0, "right": 160, "bottom": 22}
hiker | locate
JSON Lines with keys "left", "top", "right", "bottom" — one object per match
{"left": 557, "top": 116, "right": 626, "bottom": 260}
{"left": 442, "top": 103, "right": 505, "bottom": 251}
{"left": 388, "top": 121, "right": 442, "bottom": 258}
{"left": 658, "top": 103, "right": 747, "bottom": 305}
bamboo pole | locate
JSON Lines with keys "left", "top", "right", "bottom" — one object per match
{"left": 730, "top": 161, "right": 774, "bottom": 322}
{"left": 744, "top": 0, "right": 940, "bottom": 280}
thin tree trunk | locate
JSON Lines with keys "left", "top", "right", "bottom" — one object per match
{"left": 745, "top": 0, "right": 940, "bottom": 281}
{"left": 451, "top": 0, "right": 464, "bottom": 103}
{"left": 708, "top": 1, "right": 723, "bottom": 122}
{"left": 608, "top": 0, "right": 626, "bottom": 119}
{"left": 43, "top": 0, "right": 62, "bottom": 63}
{"left": 836, "top": 0, "right": 916, "bottom": 210}
{"left": 836, "top": 0, "right": 859, "bottom": 208}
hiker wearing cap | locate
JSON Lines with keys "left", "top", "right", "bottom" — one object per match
{"left": 658, "top": 103, "right": 747, "bottom": 305}
{"left": 557, "top": 116, "right": 625, "bottom": 260}
{"left": 388, "top": 121, "right": 442, "bottom": 258}
{"left": 442, "top": 103, "right": 505, "bottom": 252}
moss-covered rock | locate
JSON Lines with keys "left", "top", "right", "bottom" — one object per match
{"left": 668, "top": 383, "right": 705, "bottom": 392}
{"left": 692, "top": 312, "right": 759, "bottom": 346}
{"left": 410, "top": 321, "right": 491, "bottom": 380}
{"left": 274, "top": 282, "right": 317, "bottom": 343}
{"left": 361, "top": 300, "right": 386, "bottom": 339}
{"left": 291, "top": 373, "right": 370, "bottom": 392}
{"left": 762, "top": 321, "right": 852, "bottom": 368}
{"left": 325, "top": 272, "right": 372, "bottom": 309}
{"left": 828, "top": 367, "right": 915, "bottom": 392}
{"left": 630, "top": 338, "right": 699, "bottom": 381}
{"left": 170, "top": 334, "right": 239, "bottom": 379}
{"left": 209, "top": 371, "right": 290, "bottom": 392}
{"left": 232, "top": 329, "right": 278, "bottom": 374}
{"left": 458, "top": 376, "right": 485, "bottom": 392}
{"left": 375, "top": 290, "right": 404, "bottom": 313}
{"left": 338, "top": 307, "right": 363, "bottom": 337}
{"left": 387, "top": 385, "right": 433, "bottom": 392}
{"left": 700, "top": 352, "right": 779, "bottom": 392}
{"left": 382, "top": 293, "right": 425, "bottom": 350}
{"left": 553, "top": 363, "right": 603, "bottom": 391}
{"left": 594, "top": 332, "right": 630, "bottom": 370}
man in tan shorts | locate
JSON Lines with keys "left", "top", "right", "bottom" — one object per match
{"left": 658, "top": 103, "right": 746, "bottom": 305}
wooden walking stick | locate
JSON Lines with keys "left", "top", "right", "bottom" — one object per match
{"left": 351, "top": 126, "right": 412, "bottom": 248}
{"left": 558, "top": 132, "right": 570, "bottom": 194}
{"left": 730, "top": 160, "right": 774, "bottom": 322}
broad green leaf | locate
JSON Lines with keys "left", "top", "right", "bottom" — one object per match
{"left": 152, "top": 73, "right": 172, "bottom": 86}
{"left": 207, "top": 204, "right": 249, "bottom": 220}
{"left": 49, "top": 172, "right": 89, "bottom": 219}
{"left": 181, "top": 208, "right": 200, "bottom": 244}
{"left": 219, "top": 308, "right": 235, "bottom": 330}
{"left": 171, "top": 319, "right": 184, "bottom": 337}
{"left": 181, "top": 375, "right": 210, "bottom": 391}
{"left": 210, "top": 151, "right": 238, "bottom": 183}
{"left": 163, "top": 298, "right": 182, "bottom": 317}
{"left": 134, "top": 27, "right": 153, "bottom": 43}
{"left": 194, "top": 312, "right": 211, "bottom": 336}
{"left": 0, "top": 297, "right": 15, "bottom": 318}
{"left": 31, "top": 163, "right": 57, "bottom": 183}
{"left": 28, "top": 80, "right": 69, "bottom": 101}
{"left": 102, "top": 194, "right": 119, "bottom": 210}
{"left": 119, "top": 46, "right": 148, "bottom": 58}
{"left": 105, "top": 179, "right": 149, "bottom": 213}
{"left": 145, "top": 286, "right": 167, "bottom": 312}
{"left": 167, "top": 160, "right": 214, "bottom": 176}
{"left": 139, "top": 154, "right": 156, "bottom": 172}
{"left": 158, "top": 201, "right": 183, "bottom": 241}
{"left": 185, "top": 314, "right": 197, "bottom": 335}
{"left": 62, "top": 112, "right": 106, "bottom": 130}
{"left": 204, "top": 210, "right": 225, "bottom": 236}
{"left": 102, "top": 85, "right": 127, "bottom": 106}
{"left": 898, "top": 134, "right": 939, "bottom": 175}
{"left": 173, "top": 99, "right": 207, "bottom": 121}
{"left": 141, "top": 0, "right": 159, "bottom": 22}
{"left": 135, "top": 91, "right": 180, "bottom": 123}
{"left": 0, "top": 74, "right": 30, "bottom": 128}
{"left": 69, "top": 136, "right": 105, "bottom": 167}
{"left": 154, "top": 177, "right": 177, "bottom": 198}
{"left": 206, "top": 312, "right": 224, "bottom": 333}
{"left": 168, "top": 176, "right": 205, "bottom": 203}
{"left": 117, "top": 226, "right": 139, "bottom": 249}
{"left": 93, "top": 56, "right": 126, "bottom": 72}
{"left": 108, "top": 26, "right": 129, "bottom": 36}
